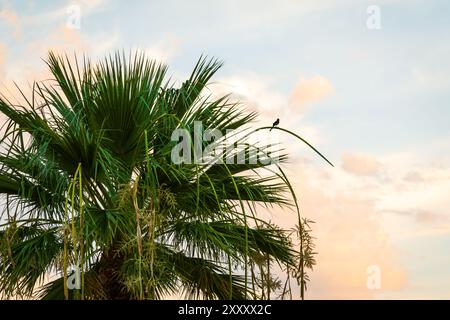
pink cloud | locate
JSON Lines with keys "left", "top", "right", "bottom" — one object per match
{"left": 258, "top": 160, "right": 407, "bottom": 299}
{"left": 0, "top": 43, "right": 6, "bottom": 75}
{"left": 341, "top": 152, "right": 380, "bottom": 176}
{"left": 415, "top": 210, "right": 446, "bottom": 224}
{"left": 289, "top": 75, "right": 334, "bottom": 111}
{"left": 298, "top": 169, "right": 405, "bottom": 298}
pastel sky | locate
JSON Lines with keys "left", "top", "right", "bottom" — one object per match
{"left": 1, "top": 0, "right": 450, "bottom": 299}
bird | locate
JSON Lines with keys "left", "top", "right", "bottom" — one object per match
{"left": 270, "top": 118, "right": 279, "bottom": 131}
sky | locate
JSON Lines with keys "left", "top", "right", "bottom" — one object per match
{"left": 1, "top": 0, "right": 450, "bottom": 299}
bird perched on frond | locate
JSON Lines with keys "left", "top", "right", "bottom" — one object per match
{"left": 270, "top": 118, "right": 279, "bottom": 131}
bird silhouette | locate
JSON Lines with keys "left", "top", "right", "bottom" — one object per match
{"left": 270, "top": 118, "right": 279, "bottom": 131}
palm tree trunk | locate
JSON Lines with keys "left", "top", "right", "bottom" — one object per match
{"left": 97, "top": 244, "right": 130, "bottom": 300}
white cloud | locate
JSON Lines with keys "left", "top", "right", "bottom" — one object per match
{"left": 212, "top": 73, "right": 285, "bottom": 116}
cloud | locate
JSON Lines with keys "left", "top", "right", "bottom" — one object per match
{"left": 0, "top": 42, "right": 6, "bottom": 75}
{"left": 341, "top": 152, "right": 380, "bottom": 176}
{"left": 403, "top": 170, "right": 425, "bottom": 183}
{"left": 261, "top": 160, "right": 407, "bottom": 299}
{"left": 207, "top": 72, "right": 332, "bottom": 159}
{"left": 414, "top": 210, "right": 446, "bottom": 224}
{"left": 0, "top": 7, "right": 21, "bottom": 40}
{"left": 25, "top": 23, "right": 118, "bottom": 64}
{"left": 289, "top": 75, "right": 334, "bottom": 111}
{"left": 376, "top": 156, "right": 450, "bottom": 224}
{"left": 210, "top": 73, "right": 287, "bottom": 128}
{"left": 267, "top": 148, "right": 450, "bottom": 298}
{"left": 382, "top": 209, "right": 447, "bottom": 225}
{"left": 211, "top": 73, "right": 331, "bottom": 124}
{"left": 144, "top": 35, "right": 181, "bottom": 63}
{"left": 77, "top": 0, "right": 110, "bottom": 12}
{"left": 35, "top": 0, "right": 110, "bottom": 23}
{"left": 19, "top": 26, "right": 88, "bottom": 81}
{"left": 0, "top": 24, "right": 118, "bottom": 103}
{"left": 0, "top": 0, "right": 110, "bottom": 37}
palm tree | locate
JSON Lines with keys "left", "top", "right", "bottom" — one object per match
{"left": 0, "top": 52, "right": 330, "bottom": 299}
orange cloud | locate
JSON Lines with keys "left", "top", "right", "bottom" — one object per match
{"left": 16, "top": 26, "right": 93, "bottom": 86}
{"left": 265, "top": 164, "right": 407, "bottom": 299}
{"left": 289, "top": 75, "right": 334, "bottom": 110}
{"left": 26, "top": 26, "right": 89, "bottom": 57}
{"left": 0, "top": 26, "right": 88, "bottom": 103}
{"left": 341, "top": 152, "right": 380, "bottom": 176}
{"left": 280, "top": 152, "right": 450, "bottom": 298}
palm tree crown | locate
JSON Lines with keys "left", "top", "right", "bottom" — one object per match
{"left": 0, "top": 52, "right": 327, "bottom": 299}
